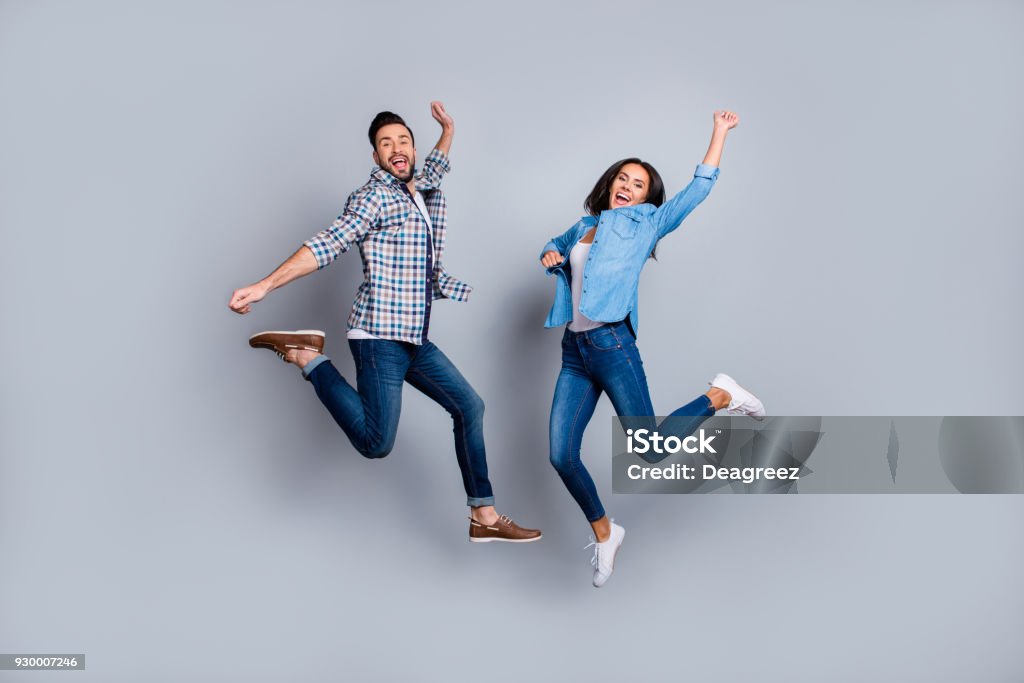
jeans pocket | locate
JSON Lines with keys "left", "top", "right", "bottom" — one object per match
{"left": 589, "top": 327, "right": 622, "bottom": 351}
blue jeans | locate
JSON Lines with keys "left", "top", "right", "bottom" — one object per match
{"left": 549, "top": 321, "right": 714, "bottom": 522}
{"left": 304, "top": 339, "right": 494, "bottom": 507}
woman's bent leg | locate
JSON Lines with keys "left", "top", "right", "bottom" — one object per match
{"left": 658, "top": 394, "right": 716, "bottom": 445}
{"left": 584, "top": 324, "right": 715, "bottom": 455}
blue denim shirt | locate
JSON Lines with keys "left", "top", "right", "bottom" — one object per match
{"left": 539, "top": 163, "right": 719, "bottom": 336}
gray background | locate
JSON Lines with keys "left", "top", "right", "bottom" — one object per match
{"left": 2, "top": 0, "right": 1022, "bottom": 681}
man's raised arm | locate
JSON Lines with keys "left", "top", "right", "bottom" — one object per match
{"left": 417, "top": 101, "right": 455, "bottom": 190}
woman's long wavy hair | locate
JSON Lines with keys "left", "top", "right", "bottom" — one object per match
{"left": 583, "top": 157, "right": 666, "bottom": 258}
{"left": 584, "top": 157, "right": 665, "bottom": 216}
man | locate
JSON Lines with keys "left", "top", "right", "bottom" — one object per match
{"left": 228, "top": 102, "right": 540, "bottom": 543}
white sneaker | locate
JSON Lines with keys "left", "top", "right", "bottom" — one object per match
{"left": 710, "top": 373, "right": 766, "bottom": 420}
{"left": 586, "top": 521, "right": 625, "bottom": 588}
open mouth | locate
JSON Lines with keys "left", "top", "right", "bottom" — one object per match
{"left": 390, "top": 155, "right": 409, "bottom": 172}
{"left": 614, "top": 192, "right": 631, "bottom": 206}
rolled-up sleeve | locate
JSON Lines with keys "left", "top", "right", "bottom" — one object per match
{"left": 415, "top": 148, "right": 451, "bottom": 191}
{"left": 651, "top": 164, "right": 720, "bottom": 239}
{"left": 303, "top": 186, "right": 382, "bottom": 269}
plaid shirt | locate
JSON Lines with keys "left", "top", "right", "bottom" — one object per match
{"left": 304, "top": 148, "right": 472, "bottom": 345}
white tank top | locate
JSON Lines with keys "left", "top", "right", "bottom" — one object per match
{"left": 568, "top": 239, "right": 603, "bottom": 332}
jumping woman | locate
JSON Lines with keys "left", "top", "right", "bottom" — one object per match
{"left": 538, "top": 110, "right": 765, "bottom": 587}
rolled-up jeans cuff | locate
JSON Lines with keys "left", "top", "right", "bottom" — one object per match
{"left": 468, "top": 496, "right": 495, "bottom": 507}
{"left": 301, "top": 354, "right": 330, "bottom": 379}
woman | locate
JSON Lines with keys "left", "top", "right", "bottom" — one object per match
{"left": 538, "top": 110, "right": 765, "bottom": 587}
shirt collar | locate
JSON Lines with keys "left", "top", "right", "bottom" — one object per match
{"left": 371, "top": 166, "right": 405, "bottom": 185}
{"left": 605, "top": 204, "right": 652, "bottom": 220}
{"left": 371, "top": 166, "right": 432, "bottom": 194}
{"left": 579, "top": 204, "right": 650, "bottom": 227}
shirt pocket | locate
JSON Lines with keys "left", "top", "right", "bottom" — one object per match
{"left": 610, "top": 214, "right": 641, "bottom": 240}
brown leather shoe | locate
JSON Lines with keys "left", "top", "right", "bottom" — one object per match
{"left": 249, "top": 330, "right": 325, "bottom": 362}
{"left": 469, "top": 515, "right": 542, "bottom": 543}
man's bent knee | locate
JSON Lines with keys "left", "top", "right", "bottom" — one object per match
{"left": 453, "top": 392, "right": 485, "bottom": 423}
{"left": 356, "top": 439, "right": 395, "bottom": 460}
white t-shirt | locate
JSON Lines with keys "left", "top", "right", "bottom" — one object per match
{"left": 348, "top": 191, "right": 433, "bottom": 341}
{"left": 568, "top": 239, "right": 603, "bottom": 332}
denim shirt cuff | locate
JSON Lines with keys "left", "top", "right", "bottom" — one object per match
{"left": 694, "top": 163, "right": 720, "bottom": 181}
{"left": 539, "top": 241, "right": 559, "bottom": 261}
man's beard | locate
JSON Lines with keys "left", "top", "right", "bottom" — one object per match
{"left": 387, "top": 156, "right": 415, "bottom": 182}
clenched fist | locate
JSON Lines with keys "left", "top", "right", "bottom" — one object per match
{"left": 713, "top": 110, "right": 739, "bottom": 131}
{"left": 228, "top": 282, "right": 269, "bottom": 314}
{"left": 541, "top": 250, "right": 563, "bottom": 268}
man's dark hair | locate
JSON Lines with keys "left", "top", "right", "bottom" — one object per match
{"left": 368, "top": 111, "right": 415, "bottom": 148}
{"left": 583, "top": 157, "right": 665, "bottom": 216}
